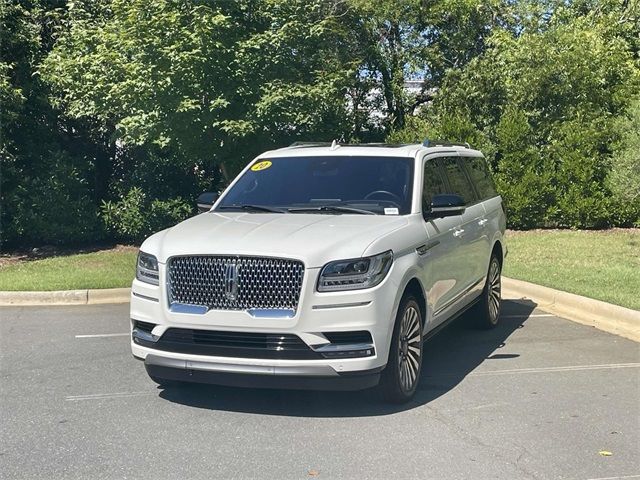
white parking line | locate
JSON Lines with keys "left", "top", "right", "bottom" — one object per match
{"left": 66, "top": 391, "right": 154, "bottom": 401}
{"left": 75, "top": 333, "right": 129, "bottom": 338}
{"left": 501, "top": 313, "right": 555, "bottom": 318}
{"left": 468, "top": 363, "right": 640, "bottom": 377}
{"left": 586, "top": 475, "right": 640, "bottom": 480}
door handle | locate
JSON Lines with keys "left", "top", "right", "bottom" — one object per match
{"left": 478, "top": 218, "right": 488, "bottom": 227}
{"left": 453, "top": 229, "right": 465, "bottom": 238}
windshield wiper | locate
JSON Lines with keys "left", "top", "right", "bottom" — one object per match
{"left": 218, "top": 204, "right": 286, "bottom": 213}
{"left": 287, "top": 205, "right": 376, "bottom": 215}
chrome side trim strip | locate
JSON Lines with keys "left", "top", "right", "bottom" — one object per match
{"left": 132, "top": 292, "right": 159, "bottom": 303}
{"left": 143, "top": 354, "right": 339, "bottom": 377}
{"left": 246, "top": 308, "right": 295, "bottom": 318}
{"left": 132, "top": 328, "right": 159, "bottom": 343}
{"left": 169, "top": 303, "right": 208, "bottom": 315}
{"left": 416, "top": 240, "right": 440, "bottom": 256}
{"left": 312, "top": 301, "right": 371, "bottom": 310}
{"left": 311, "top": 342, "right": 375, "bottom": 353}
{"left": 168, "top": 304, "right": 296, "bottom": 317}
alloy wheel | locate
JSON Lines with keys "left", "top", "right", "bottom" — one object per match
{"left": 398, "top": 305, "right": 421, "bottom": 393}
{"left": 488, "top": 258, "right": 501, "bottom": 323}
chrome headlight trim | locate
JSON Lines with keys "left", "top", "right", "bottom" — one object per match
{"left": 136, "top": 251, "right": 159, "bottom": 286}
{"left": 317, "top": 250, "right": 393, "bottom": 292}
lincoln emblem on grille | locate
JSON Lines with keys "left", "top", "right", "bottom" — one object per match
{"left": 224, "top": 262, "right": 239, "bottom": 301}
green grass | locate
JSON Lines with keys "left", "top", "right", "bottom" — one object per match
{"left": 0, "top": 249, "right": 137, "bottom": 291}
{"left": 503, "top": 229, "right": 640, "bottom": 311}
{"left": 1, "top": 230, "right": 638, "bottom": 311}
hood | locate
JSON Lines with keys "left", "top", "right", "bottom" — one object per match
{"left": 143, "top": 212, "right": 409, "bottom": 268}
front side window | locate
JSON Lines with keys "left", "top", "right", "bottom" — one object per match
{"left": 464, "top": 156, "right": 497, "bottom": 200}
{"left": 422, "top": 159, "right": 447, "bottom": 211}
{"left": 440, "top": 157, "right": 477, "bottom": 205}
{"left": 217, "top": 156, "right": 414, "bottom": 215}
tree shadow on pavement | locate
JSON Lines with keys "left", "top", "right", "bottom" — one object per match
{"left": 158, "top": 299, "right": 537, "bottom": 417}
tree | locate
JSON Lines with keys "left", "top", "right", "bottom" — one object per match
{"left": 0, "top": 0, "right": 109, "bottom": 247}
{"left": 411, "top": 3, "right": 640, "bottom": 228}
{"left": 608, "top": 98, "right": 640, "bottom": 225}
{"left": 349, "top": 0, "right": 513, "bottom": 132}
{"left": 42, "top": 0, "right": 363, "bottom": 177}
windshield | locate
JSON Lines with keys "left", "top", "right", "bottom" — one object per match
{"left": 217, "top": 156, "right": 414, "bottom": 215}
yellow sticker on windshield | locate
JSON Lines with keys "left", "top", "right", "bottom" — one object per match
{"left": 251, "top": 160, "right": 272, "bottom": 172}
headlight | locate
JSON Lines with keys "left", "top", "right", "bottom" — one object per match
{"left": 317, "top": 251, "right": 393, "bottom": 292}
{"left": 136, "top": 251, "right": 159, "bottom": 285}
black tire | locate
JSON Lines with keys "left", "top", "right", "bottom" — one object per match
{"left": 380, "top": 295, "right": 423, "bottom": 403}
{"left": 472, "top": 254, "right": 502, "bottom": 329}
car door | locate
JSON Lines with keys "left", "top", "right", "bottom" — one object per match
{"left": 438, "top": 155, "right": 486, "bottom": 300}
{"left": 420, "top": 154, "right": 466, "bottom": 325}
{"left": 462, "top": 154, "right": 500, "bottom": 280}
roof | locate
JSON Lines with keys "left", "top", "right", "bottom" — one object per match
{"left": 259, "top": 142, "right": 483, "bottom": 159}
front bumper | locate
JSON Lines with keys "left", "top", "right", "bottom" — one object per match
{"left": 130, "top": 265, "right": 402, "bottom": 390}
{"left": 143, "top": 354, "right": 383, "bottom": 391}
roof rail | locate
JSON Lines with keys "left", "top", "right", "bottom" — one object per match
{"left": 422, "top": 139, "right": 470, "bottom": 149}
{"left": 286, "top": 141, "right": 413, "bottom": 149}
{"left": 287, "top": 141, "right": 332, "bottom": 148}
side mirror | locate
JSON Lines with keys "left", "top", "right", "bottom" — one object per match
{"left": 196, "top": 192, "right": 219, "bottom": 213}
{"left": 428, "top": 194, "right": 466, "bottom": 218}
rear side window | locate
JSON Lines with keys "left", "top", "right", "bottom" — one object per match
{"left": 440, "top": 157, "right": 477, "bottom": 204}
{"left": 464, "top": 156, "right": 498, "bottom": 200}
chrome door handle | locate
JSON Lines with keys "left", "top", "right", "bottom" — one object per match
{"left": 478, "top": 218, "right": 488, "bottom": 227}
{"left": 453, "top": 229, "right": 465, "bottom": 238}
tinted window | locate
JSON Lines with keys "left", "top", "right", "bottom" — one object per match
{"left": 218, "top": 156, "right": 414, "bottom": 214}
{"left": 440, "top": 157, "right": 477, "bottom": 204}
{"left": 422, "top": 160, "right": 447, "bottom": 211}
{"left": 464, "top": 156, "right": 497, "bottom": 200}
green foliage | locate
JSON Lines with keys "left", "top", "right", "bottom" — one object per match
{"left": 3, "top": 151, "right": 104, "bottom": 245}
{"left": 0, "top": 0, "right": 107, "bottom": 247}
{"left": 41, "top": 0, "right": 362, "bottom": 176}
{"left": 493, "top": 108, "right": 553, "bottom": 229}
{"left": 409, "top": 5, "right": 640, "bottom": 228}
{"left": 101, "top": 187, "right": 192, "bottom": 242}
{"left": 2, "top": 0, "right": 640, "bottom": 249}
{"left": 608, "top": 98, "right": 640, "bottom": 226}
{"left": 349, "top": 0, "right": 510, "bottom": 131}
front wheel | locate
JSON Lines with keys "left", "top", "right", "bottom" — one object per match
{"left": 380, "top": 296, "right": 423, "bottom": 403}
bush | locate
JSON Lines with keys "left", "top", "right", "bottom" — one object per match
{"left": 1, "top": 151, "right": 105, "bottom": 247}
{"left": 608, "top": 98, "right": 640, "bottom": 223}
{"left": 101, "top": 187, "right": 193, "bottom": 242}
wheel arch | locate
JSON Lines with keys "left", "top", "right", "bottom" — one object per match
{"left": 399, "top": 276, "right": 428, "bottom": 328}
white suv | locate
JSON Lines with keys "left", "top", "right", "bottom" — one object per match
{"left": 131, "top": 141, "right": 506, "bottom": 403}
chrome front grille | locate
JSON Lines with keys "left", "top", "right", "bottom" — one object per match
{"left": 167, "top": 256, "right": 305, "bottom": 311}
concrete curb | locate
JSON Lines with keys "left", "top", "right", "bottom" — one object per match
{"left": 0, "top": 287, "right": 130, "bottom": 306}
{"left": 503, "top": 277, "right": 640, "bottom": 343}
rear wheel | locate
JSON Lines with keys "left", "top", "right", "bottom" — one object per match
{"left": 380, "top": 296, "right": 423, "bottom": 403}
{"left": 473, "top": 255, "right": 502, "bottom": 329}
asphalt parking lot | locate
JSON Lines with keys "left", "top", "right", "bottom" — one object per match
{"left": 1, "top": 300, "right": 638, "bottom": 480}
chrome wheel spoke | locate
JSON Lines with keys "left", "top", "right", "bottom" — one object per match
{"left": 406, "top": 357, "right": 416, "bottom": 382}
{"left": 401, "top": 360, "right": 410, "bottom": 390}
